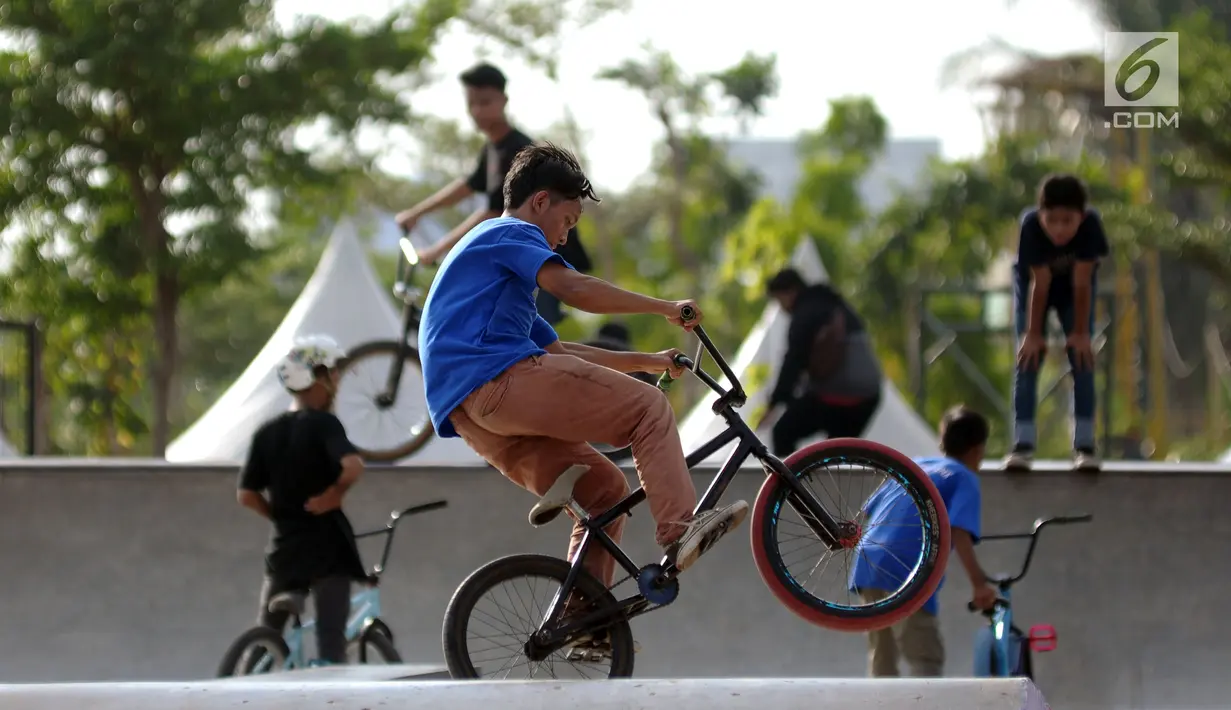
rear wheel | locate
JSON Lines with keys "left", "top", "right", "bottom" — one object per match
{"left": 353, "top": 625, "right": 401, "bottom": 664}
{"left": 750, "top": 438, "right": 951, "bottom": 632}
{"left": 442, "top": 554, "right": 635, "bottom": 680}
{"left": 217, "top": 626, "right": 291, "bottom": 677}
{"left": 334, "top": 340, "right": 435, "bottom": 461}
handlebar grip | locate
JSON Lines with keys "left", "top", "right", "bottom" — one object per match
{"left": 656, "top": 354, "right": 694, "bottom": 393}
{"left": 679, "top": 305, "right": 696, "bottom": 322}
{"left": 1054, "top": 513, "right": 1093, "bottom": 524}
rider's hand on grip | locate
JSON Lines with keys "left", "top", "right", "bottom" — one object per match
{"left": 667, "top": 300, "right": 702, "bottom": 330}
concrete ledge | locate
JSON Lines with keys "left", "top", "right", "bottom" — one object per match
{"left": 1, "top": 456, "right": 1226, "bottom": 477}
{"left": 0, "top": 678, "right": 1049, "bottom": 709}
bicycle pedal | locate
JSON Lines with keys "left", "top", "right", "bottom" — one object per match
{"left": 564, "top": 647, "right": 611, "bottom": 663}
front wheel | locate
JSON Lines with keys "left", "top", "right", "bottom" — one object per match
{"left": 334, "top": 340, "right": 435, "bottom": 462}
{"left": 442, "top": 554, "right": 635, "bottom": 680}
{"left": 749, "top": 438, "right": 951, "bottom": 632}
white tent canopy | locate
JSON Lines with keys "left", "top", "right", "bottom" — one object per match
{"left": 0, "top": 432, "right": 18, "bottom": 458}
{"left": 678, "top": 238, "right": 940, "bottom": 467}
{"left": 166, "top": 217, "right": 482, "bottom": 466}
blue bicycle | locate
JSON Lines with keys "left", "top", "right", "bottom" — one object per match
{"left": 217, "top": 500, "right": 448, "bottom": 676}
{"left": 970, "top": 513, "right": 1092, "bottom": 679}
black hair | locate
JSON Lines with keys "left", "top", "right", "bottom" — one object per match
{"left": 504, "top": 142, "right": 600, "bottom": 209}
{"left": 459, "top": 62, "right": 507, "bottom": 93}
{"left": 596, "top": 322, "right": 631, "bottom": 344}
{"left": 766, "top": 268, "right": 807, "bottom": 295}
{"left": 1037, "top": 173, "right": 1088, "bottom": 212}
{"left": 938, "top": 405, "right": 990, "bottom": 459}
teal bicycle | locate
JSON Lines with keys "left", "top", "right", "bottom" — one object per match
{"left": 216, "top": 500, "right": 447, "bottom": 676}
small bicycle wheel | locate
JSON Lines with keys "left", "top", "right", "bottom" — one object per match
{"left": 216, "top": 626, "right": 291, "bottom": 677}
{"left": 442, "top": 554, "right": 635, "bottom": 680}
{"left": 353, "top": 625, "right": 401, "bottom": 664}
{"left": 334, "top": 340, "right": 435, "bottom": 462}
{"left": 750, "top": 438, "right": 951, "bottom": 632}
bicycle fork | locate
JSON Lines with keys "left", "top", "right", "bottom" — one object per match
{"left": 761, "top": 455, "right": 853, "bottom": 550}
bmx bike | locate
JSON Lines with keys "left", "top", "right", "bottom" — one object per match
{"left": 969, "top": 513, "right": 1092, "bottom": 679}
{"left": 441, "top": 307, "right": 953, "bottom": 679}
{"left": 216, "top": 500, "right": 448, "bottom": 676}
{"left": 335, "top": 228, "right": 637, "bottom": 463}
{"left": 332, "top": 232, "right": 436, "bottom": 461}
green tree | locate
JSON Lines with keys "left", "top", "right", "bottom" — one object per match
{"left": 0, "top": 0, "right": 460, "bottom": 454}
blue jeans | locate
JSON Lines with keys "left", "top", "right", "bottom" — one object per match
{"left": 1012, "top": 273, "right": 1096, "bottom": 451}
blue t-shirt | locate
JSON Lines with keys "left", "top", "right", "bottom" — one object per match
{"left": 418, "top": 217, "right": 572, "bottom": 438}
{"left": 1015, "top": 207, "right": 1109, "bottom": 305}
{"left": 848, "top": 456, "right": 982, "bottom": 615}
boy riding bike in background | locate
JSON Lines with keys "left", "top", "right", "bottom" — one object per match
{"left": 236, "top": 335, "right": 369, "bottom": 665}
{"left": 417, "top": 143, "right": 749, "bottom": 615}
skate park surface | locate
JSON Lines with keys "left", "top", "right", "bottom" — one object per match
{"left": 0, "top": 678, "right": 1050, "bottom": 709}
{"left": 1, "top": 459, "right": 1228, "bottom": 709}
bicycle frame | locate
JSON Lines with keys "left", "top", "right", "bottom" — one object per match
{"left": 973, "top": 514, "right": 1091, "bottom": 677}
{"left": 262, "top": 500, "right": 448, "bottom": 670}
{"left": 376, "top": 235, "right": 425, "bottom": 405}
{"left": 534, "top": 324, "right": 852, "bottom": 649}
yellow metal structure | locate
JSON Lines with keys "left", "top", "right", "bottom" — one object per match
{"left": 1136, "top": 129, "right": 1169, "bottom": 457}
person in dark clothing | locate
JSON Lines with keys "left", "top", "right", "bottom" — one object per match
{"left": 236, "top": 334, "right": 368, "bottom": 665}
{"left": 583, "top": 322, "right": 657, "bottom": 386}
{"left": 1005, "top": 173, "right": 1108, "bottom": 473}
{"left": 394, "top": 62, "right": 592, "bottom": 325}
{"left": 756, "top": 268, "right": 884, "bottom": 456}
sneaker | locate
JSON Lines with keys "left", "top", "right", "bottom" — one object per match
{"left": 1072, "top": 448, "right": 1101, "bottom": 472}
{"left": 1003, "top": 446, "right": 1034, "bottom": 472}
{"left": 664, "top": 501, "right": 749, "bottom": 572}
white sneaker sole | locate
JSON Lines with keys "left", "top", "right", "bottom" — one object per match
{"left": 673, "top": 503, "right": 749, "bottom": 571}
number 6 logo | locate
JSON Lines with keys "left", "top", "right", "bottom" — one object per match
{"left": 1115, "top": 37, "right": 1169, "bottom": 102}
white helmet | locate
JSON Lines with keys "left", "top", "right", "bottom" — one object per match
{"left": 276, "top": 334, "right": 346, "bottom": 392}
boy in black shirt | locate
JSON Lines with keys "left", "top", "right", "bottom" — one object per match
{"left": 1006, "top": 174, "right": 1109, "bottom": 472}
{"left": 394, "top": 62, "right": 592, "bottom": 325}
{"left": 237, "top": 334, "right": 367, "bottom": 664}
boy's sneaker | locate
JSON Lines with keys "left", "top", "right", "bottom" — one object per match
{"left": 1073, "top": 448, "right": 1101, "bottom": 472}
{"left": 1003, "top": 446, "right": 1034, "bottom": 472}
{"left": 664, "top": 501, "right": 749, "bottom": 572}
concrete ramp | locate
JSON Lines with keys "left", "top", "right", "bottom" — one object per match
{"left": 0, "top": 678, "right": 1049, "bottom": 709}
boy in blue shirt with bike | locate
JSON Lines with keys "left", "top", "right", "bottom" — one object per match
{"left": 850, "top": 405, "right": 998, "bottom": 677}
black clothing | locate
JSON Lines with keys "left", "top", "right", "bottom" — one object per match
{"left": 239, "top": 409, "right": 368, "bottom": 587}
{"left": 768, "top": 284, "right": 874, "bottom": 408}
{"left": 465, "top": 126, "right": 592, "bottom": 273}
{"left": 771, "top": 393, "right": 881, "bottom": 457}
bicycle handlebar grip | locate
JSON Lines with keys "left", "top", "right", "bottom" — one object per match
{"left": 679, "top": 304, "right": 696, "bottom": 322}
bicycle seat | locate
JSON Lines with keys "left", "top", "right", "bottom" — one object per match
{"left": 268, "top": 591, "right": 307, "bottom": 617}
{"left": 528, "top": 465, "right": 589, "bottom": 527}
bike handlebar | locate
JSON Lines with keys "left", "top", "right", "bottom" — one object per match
{"left": 654, "top": 305, "right": 747, "bottom": 411}
{"left": 354, "top": 499, "right": 448, "bottom": 579}
{"left": 966, "top": 513, "right": 1091, "bottom": 614}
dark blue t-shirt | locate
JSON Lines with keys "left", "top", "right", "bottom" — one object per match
{"left": 848, "top": 456, "right": 982, "bottom": 615}
{"left": 418, "top": 217, "right": 570, "bottom": 438}
{"left": 1015, "top": 207, "right": 1109, "bottom": 305}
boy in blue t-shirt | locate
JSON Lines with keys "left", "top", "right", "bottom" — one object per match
{"left": 849, "top": 405, "right": 998, "bottom": 677}
{"left": 417, "top": 143, "right": 749, "bottom": 641}
{"left": 1007, "top": 174, "right": 1109, "bottom": 472}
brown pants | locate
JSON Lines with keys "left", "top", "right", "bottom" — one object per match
{"left": 860, "top": 588, "right": 945, "bottom": 677}
{"left": 449, "top": 353, "right": 698, "bottom": 587}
